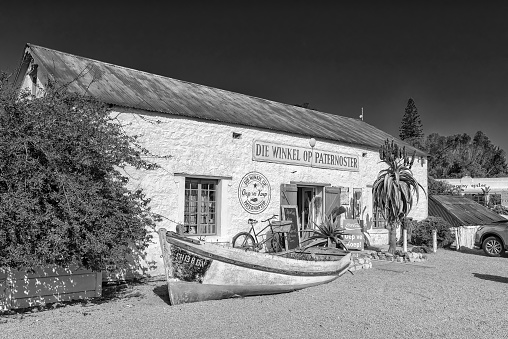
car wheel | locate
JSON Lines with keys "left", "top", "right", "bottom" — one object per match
{"left": 482, "top": 236, "right": 504, "bottom": 257}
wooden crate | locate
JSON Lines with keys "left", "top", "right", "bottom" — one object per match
{"left": 0, "top": 266, "right": 102, "bottom": 310}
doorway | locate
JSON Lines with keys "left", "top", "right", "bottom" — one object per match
{"left": 297, "top": 186, "right": 323, "bottom": 231}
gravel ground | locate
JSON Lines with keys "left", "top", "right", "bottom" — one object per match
{"left": 1, "top": 248, "right": 507, "bottom": 339}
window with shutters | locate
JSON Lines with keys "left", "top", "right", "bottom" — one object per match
{"left": 183, "top": 178, "right": 217, "bottom": 235}
{"left": 373, "top": 207, "right": 387, "bottom": 228}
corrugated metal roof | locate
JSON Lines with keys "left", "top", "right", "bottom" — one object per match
{"left": 429, "top": 195, "right": 506, "bottom": 227}
{"left": 22, "top": 44, "right": 426, "bottom": 155}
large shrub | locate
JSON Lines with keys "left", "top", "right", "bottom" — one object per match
{"left": 0, "top": 77, "right": 162, "bottom": 272}
{"left": 411, "top": 216, "right": 454, "bottom": 248}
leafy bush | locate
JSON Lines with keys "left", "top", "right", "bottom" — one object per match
{"left": 491, "top": 204, "right": 508, "bottom": 215}
{"left": 0, "top": 77, "right": 162, "bottom": 272}
{"left": 411, "top": 216, "right": 454, "bottom": 248}
{"left": 427, "top": 176, "right": 454, "bottom": 195}
{"left": 401, "top": 217, "right": 417, "bottom": 230}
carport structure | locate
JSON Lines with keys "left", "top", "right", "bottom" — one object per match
{"left": 428, "top": 195, "right": 506, "bottom": 249}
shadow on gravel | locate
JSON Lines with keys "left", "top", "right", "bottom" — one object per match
{"left": 153, "top": 284, "right": 171, "bottom": 304}
{"left": 0, "top": 283, "right": 133, "bottom": 316}
{"left": 473, "top": 273, "right": 508, "bottom": 284}
{"left": 457, "top": 248, "right": 488, "bottom": 257}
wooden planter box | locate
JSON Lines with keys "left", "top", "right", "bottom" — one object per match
{"left": 0, "top": 266, "right": 102, "bottom": 310}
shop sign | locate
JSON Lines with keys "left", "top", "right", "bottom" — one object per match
{"left": 341, "top": 219, "right": 364, "bottom": 250}
{"left": 238, "top": 172, "right": 271, "bottom": 214}
{"left": 252, "top": 140, "right": 359, "bottom": 171}
{"left": 343, "top": 219, "right": 361, "bottom": 230}
{"left": 450, "top": 183, "right": 488, "bottom": 192}
{"left": 440, "top": 177, "right": 508, "bottom": 193}
{"left": 341, "top": 233, "right": 364, "bottom": 250}
{"left": 281, "top": 205, "right": 300, "bottom": 250}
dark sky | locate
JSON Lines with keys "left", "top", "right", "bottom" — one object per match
{"left": 1, "top": 1, "right": 507, "bottom": 153}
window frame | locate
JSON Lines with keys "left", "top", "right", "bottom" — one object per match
{"left": 373, "top": 207, "right": 388, "bottom": 229}
{"left": 352, "top": 188, "right": 362, "bottom": 219}
{"left": 183, "top": 178, "right": 218, "bottom": 236}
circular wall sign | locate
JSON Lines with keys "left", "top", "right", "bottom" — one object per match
{"left": 238, "top": 172, "right": 271, "bottom": 214}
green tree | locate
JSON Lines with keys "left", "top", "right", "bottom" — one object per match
{"left": 425, "top": 132, "right": 508, "bottom": 178}
{"left": 373, "top": 140, "right": 425, "bottom": 254}
{"left": 399, "top": 98, "right": 424, "bottom": 148}
{"left": 0, "top": 76, "right": 162, "bottom": 272}
{"left": 427, "top": 176, "right": 454, "bottom": 195}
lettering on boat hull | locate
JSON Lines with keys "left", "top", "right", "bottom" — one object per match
{"left": 170, "top": 246, "right": 212, "bottom": 283}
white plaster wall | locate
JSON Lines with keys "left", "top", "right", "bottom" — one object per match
{"left": 114, "top": 107, "right": 428, "bottom": 276}
{"left": 19, "top": 68, "right": 45, "bottom": 97}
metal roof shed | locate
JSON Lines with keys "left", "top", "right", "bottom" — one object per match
{"left": 429, "top": 195, "right": 506, "bottom": 227}
{"left": 429, "top": 195, "right": 506, "bottom": 249}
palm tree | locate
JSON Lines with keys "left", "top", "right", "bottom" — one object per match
{"left": 481, "top": 186, "right": 491, "bottom": 206}
{"left": 372, "top": 140, "right": 425, "bottom": 254}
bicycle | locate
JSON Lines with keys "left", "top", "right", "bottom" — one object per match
{"left": 232, "top": 215, "right": 291, "bottom": 252}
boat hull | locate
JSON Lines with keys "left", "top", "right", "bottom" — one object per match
{"left": 158, "top": 229, "right": 351, "bottom": 305}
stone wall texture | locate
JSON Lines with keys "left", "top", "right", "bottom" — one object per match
{"left": 116, "top": 107, "right": 429, "bottom": 276}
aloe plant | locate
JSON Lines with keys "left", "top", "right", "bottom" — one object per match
{"left": 373, "top": 139, "right": 425, "bottom": 254}
{"left": 303, "top": 206, "right": 348, "bottom": 249}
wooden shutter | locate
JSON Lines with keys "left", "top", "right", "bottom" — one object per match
{"left": 324, "top": 186, "right": 341, "bottom": 217}
{"left": 280, "top": 184, "right": 297, "bottom": 206}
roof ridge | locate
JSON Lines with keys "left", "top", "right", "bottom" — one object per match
{"left": 27, "top": 43, "right": 359, "bottom": 122}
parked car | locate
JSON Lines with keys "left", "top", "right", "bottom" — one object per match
{"left": 474, "top": 219, "right": 508, "bottom": 257}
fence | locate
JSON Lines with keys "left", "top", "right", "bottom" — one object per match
{"left": 451, "top": 226, "right": 481, "bottom": 250}
{"left": 1, "top": 266, "right": 102, "bottom": 310}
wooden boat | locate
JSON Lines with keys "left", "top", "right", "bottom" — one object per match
{"left": 158, "top": 228, "right": 351, "bottom": 305}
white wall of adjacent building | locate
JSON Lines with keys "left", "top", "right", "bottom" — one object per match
{"left": 437, "top": 177, "right": 508, "bottom": 194}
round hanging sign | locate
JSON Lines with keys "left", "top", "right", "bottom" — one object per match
{"left": 238, "top": 172, "right": 271, "bottom": 214}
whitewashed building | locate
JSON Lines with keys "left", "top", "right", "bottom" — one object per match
{"left": 14, "top": 44, "right": 428, "bottom": 277}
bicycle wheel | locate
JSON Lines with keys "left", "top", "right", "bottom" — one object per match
{"left": 232, "top": 232, "right": 256, "bottom": 250}
{"left": 269, "top": 232, "right": 284, "bottom": 253}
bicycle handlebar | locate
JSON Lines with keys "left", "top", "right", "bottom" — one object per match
{"left": 261, "top": 214, "right": 278, "bottom": 223}
{"left": 248, "top": 214, "right": 278, "bottom": 225}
